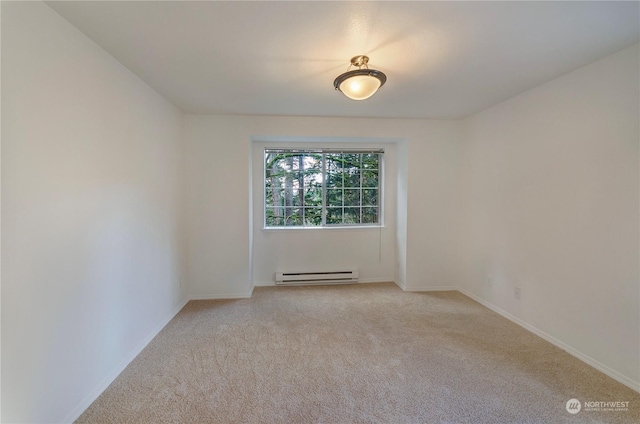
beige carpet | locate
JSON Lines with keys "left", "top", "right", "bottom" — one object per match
{"left": 77, "top": 282, "right": 639, "bottom": 423}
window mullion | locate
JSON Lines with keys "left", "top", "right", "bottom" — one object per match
{"left": 341, "top": 152, "right": 345, "bottom": 224}
{"left": 322, "top": 153, "right": 327, "bottom": 226}
{"left": 360, "top": 154, "right": 363, "bottom": 224}
{"left": 377, "top": 154, "right": 381, "bottom": 224}
{"left": 300, "top": 155, "right": 304, "bottom": 226}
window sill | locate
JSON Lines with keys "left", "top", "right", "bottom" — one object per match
{"left": 261, "top": 225, "right": 385, "bottom": 232}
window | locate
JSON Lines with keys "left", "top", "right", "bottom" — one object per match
{"left": 264, "top": 148, "right": 383, "bottom": 227}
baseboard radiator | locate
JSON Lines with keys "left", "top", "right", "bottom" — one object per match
{"left": 275, "top": 270, "right": 359, "bottom": 286}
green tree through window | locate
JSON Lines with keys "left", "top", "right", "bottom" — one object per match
{"left": 265, "top": 149, "right": 382, "bottom": 227}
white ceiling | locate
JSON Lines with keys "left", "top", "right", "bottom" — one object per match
{"left": 46, "top": 1, "right": 639, "bottom": 119}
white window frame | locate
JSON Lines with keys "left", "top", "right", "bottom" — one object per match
{"left": 263, "top": 148, "right": 384, "bottom": 229}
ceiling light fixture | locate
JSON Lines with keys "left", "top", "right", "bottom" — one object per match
{"left": 333, "top": 55, "right": 387, "bottom": 101}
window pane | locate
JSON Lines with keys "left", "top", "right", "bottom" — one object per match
{"left": 344, "top": 169, "right": 361, "bottom": 188}
{"left": 326, "top": 189, "right": 342, "bottom": 207}
{"left": 266, "top": 216, "right": 284, "bottom": 227}
{"left": 291, "top": 154, "right": 304, "bottom": 172}
{"left": 342, "top": 160, "right": 359, "bottom": 187}
{"left": 342, "top": 154, "right": 360, "bottom": 169}
{"left": 266, "top": 190, "right": 286, "bottom": 207}
{"left": 304, "top": 207, "right": 322, "bottom": 226}
{"left": 303, "top": 170, "right": 322, "bottom": 190}
{"left": 265, "top": 188, "right": 275, "bottom": 207}
{"left": 362, "top": 207, "right": 378, "bottom": 224}
{"left": 265, "top": 174, "right": 286, "bottom": 190}
{"left": 344, "top": 207, "right": 361, "bottom": 224}
{"left": 325, "top": 153, "right": 341, "bottom": 172}
{"left": 283, "top": 207, "right": 303, "bottom": 226}
{"left": 361, "top": 153, "right": 379, "bottom": 169}
{"left": 326, "top": 207, "right": 343, "bottom": 224}
{"left": 265, "top": 207, "right": 284, "bottom": 227}
{"left": 325, "top": 153, "right": 341, "bottom": 187}
{"left": 326, "top": 172, "right": 343, "bottom": 188}
{"left": 304, "top": 187, "right": 322, "bottom": 207}
{"left": 363, "top": 189, "right": 378, "bottom": 206}
{"left": 343, "top": 189, "right": 361, "bottom": 207}
{"left": 291, "top": 186, "right": 304, "bottom": 207}
{"left": 362, "top": 170, "right": 378, "bottom": 188}
{"left": 267, "top": 154, "right": 293, "bottom": 175}
{"left": 268, "top": 187, "right": 303, "bottom": 207}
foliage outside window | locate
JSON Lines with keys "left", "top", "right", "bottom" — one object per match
{"left": 264, "top": 148, "right": 382, "bottom": 227}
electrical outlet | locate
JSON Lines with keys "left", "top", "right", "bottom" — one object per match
{"left": 514, "top": 287, "right": 521, "bottom": 300}
{"left": 487, "top": 277, "right": 493, "bottom": 287}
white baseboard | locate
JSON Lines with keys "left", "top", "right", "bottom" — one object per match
{"left": 393, "top": 280, "right": 406, "bottom": 290}
{"left": 253, "top": 279, "right": 394, "bottom": 287}
{"left": 359, "top": 278, "right": 395, "bottom": 284}
{"left": 62, "top": 296, "right": 189, "bottom": 423}
{"left": 404, "top": 285, "right": 458, "bottom": 292}
{"left": 458, "top": 288, "right": 640, "bottom": 394}
{"left": 253, "top": 281, "right": 275, "bottom": 287}
{"left": 189, "top": 289, "right": 253, "bottom": 300}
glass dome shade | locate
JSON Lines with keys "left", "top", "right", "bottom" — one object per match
{"left": 334, "top": 68, "right": 387, "bottom": 101}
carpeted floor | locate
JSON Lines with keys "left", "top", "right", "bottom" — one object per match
{"left": 77, "top": 282, "right": 639, "bottom": 423}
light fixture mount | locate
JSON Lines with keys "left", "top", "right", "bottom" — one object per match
{"left": 350, "top": 55, "right": 369, "bottom": 68}
{"left": 334, "top": 55, "right": 387, "bottom": 101}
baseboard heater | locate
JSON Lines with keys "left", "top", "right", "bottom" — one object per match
{"left": 275, "top": 270, "right": 359, "bottom": 286}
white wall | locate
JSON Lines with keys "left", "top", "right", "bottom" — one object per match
{"left": 405, "top": 123, "right": 462, "bottom": 291}
{"left": 459, "top": 44, "right": 640, "bottom": 390}
{"left": 1, "top": 2, "right": 187, "bottom": 422}
{"left": 184, "top": 115, "right": 460, "bottom": 297}
{"left": 183, "top": 116, "right": 253, "bottom": 298}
